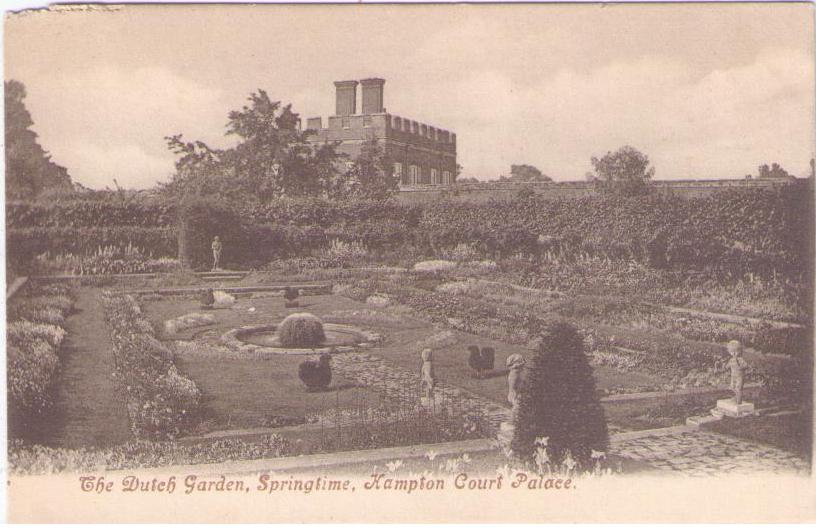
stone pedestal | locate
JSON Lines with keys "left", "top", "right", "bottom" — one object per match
{"left": 686, "top": 414, "right": 722, "bottom": 427}
{"left": 497, "top": 421, "right": 514, "bottom": 451}
{"left": 715, "top": 399, "right": 755, "bottom": 418}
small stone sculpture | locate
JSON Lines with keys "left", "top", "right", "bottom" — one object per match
{"left": 727, "top": 340, "right": 748, "bottom": 404}
{"left": 211, "top": 236, "right": 223, "bottom": 271}
{"left": 506, "top": 353, "right": 526, "bottom": 410}
{"left": 419, "top": 348, "right": 435, "bottom": 403}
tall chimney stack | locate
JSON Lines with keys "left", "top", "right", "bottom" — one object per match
{"left": 360, "top": 78, "right": 385, "bottom": 114}
{"left": 334, "top": 80, "right": 358, "bottom": 116}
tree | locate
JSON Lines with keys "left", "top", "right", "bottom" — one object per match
{"left": 344, "top": 138, "right": 399, "bottom": 200}
{"left": 757, "top": 162, "right": 793, "bottom": 180}
{"left": 501, "top": 164, "right": 552, "bottom": 182}
{"left": 161, "top": 89, "right": 343, "bottom": 202}
{"left": 510, "top": 320, "right": 608, "bottom": 466}
{"left": 589, "top": 145, "right": 655, "bottom": 196}
{"left": 5, "top": 79, "right": 73, "bottom": 199}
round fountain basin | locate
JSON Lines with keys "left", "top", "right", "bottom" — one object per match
{"left": 221, "top": 322, "right": 382, "bottom": 356}
{"left": 242, "top": 328, "right": 361, "bottom": 348}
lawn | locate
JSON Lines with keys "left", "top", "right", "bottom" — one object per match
{"left": 141, "top": 284, "right": 676, "bottom": 436}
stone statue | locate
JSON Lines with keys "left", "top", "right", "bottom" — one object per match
{"left": 506, "top": 353, "right": 526, "bottom": 409}
{"left": 419, "top": 348, "right": 435, "bottom": 403}
{"left": 211, "top": 236, "right": 223, "bottom": 271}
{"left": 727, "top": 340, "right": 748, "bottom": 404}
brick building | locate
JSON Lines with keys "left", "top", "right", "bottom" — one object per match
{"left": 306, "top": 79, "right": 457, "bottom": 186}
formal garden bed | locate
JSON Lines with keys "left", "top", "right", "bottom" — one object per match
{"left": 6, "top": 281, "right": 76, "bottom": 436}
{"left": 7, "top": 186, "right": 812, "bottom": 475}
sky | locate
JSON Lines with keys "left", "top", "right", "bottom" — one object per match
{"left": 4, "top": 3, "right": 815, "bottom": 189}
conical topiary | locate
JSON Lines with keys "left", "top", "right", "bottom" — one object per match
{"left": 510, "top": 320, "right": 608, "bottom": 466}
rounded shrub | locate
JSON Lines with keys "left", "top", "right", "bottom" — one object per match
{"left": 298, "top": 353, "right": 332, "bottom": 391}
{"left": 480, "top": 346, "right": 496, "bottom": 372}
{"left": 510, "top": 320, "right": 608, "bottom": 467}
{"left": 278, "top": 312, "right": 326, "bottom": 348}
{"left": 283, "top": 286, "right": 300, "bottom": 308}
{"left": 199, "top": 289, "right": 215, "bottom": 309}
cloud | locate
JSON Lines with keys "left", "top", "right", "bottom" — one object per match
{"left": 413, "top": 47, "right": 814, "bottom": 180}
{"left": 59, "top": 141, "right": 174, "bottom": 190}
{"left": 9, "top": 6, "right": 813, "bottom": 187}
{"left": 23, "top": 65, "right": 226, "bottom": 188}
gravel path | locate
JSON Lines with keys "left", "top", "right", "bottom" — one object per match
{"left": 47, "top": 288, "right": 132, "bottom": 448}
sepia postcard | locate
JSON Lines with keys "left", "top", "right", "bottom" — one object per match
{"left": 3, "top": 1, "right": 815, "bottom": 523}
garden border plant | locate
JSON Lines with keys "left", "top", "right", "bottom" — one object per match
{"left": 6, "top": 282, "right": 75, "bottom": 434}
{"left": 102, "top": 292, "right": 202, "bottom": 440}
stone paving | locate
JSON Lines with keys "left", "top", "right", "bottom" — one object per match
{"left": 611, "top": 429, "right": 810, "bottom": 476}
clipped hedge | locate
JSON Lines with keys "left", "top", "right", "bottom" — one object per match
{"left": 8, "top": 184, "right": 812, "bottom": 277}
{"left": 420, "top": 184, "right": 813, "bottom": 277}
{"left": 7, "top": 226, "right": 176, "bottom": 274}
{"left": 7, "top": 200, "right": 175, "bottom": 228}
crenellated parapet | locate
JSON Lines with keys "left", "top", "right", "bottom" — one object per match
{"left": 304, "top": 78, "right": 458, "bottom": 186}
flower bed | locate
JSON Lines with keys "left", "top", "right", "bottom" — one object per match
{"left": 7, "top": 435, "right": 291, "bottom": 475}
{"left": 6, "top": 283, "right": 75, "bottom": 421}
{"left": 102, "top": 293, "right": 202, "bottom": 440}
{"left": 339, "top": 277, "right": 760, "bottom": 381}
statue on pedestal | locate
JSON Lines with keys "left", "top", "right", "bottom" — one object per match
{"left": 727, "top": 340, "right": 748, "bottom": 404}
{"left": 419, "top": 348, "right": 435, "bottom": 404}
{"left": 211, "top": 236, "right": 223, "bottom": 271}
{"left": 506, "top": 353, "right": 526, "bottom": 413}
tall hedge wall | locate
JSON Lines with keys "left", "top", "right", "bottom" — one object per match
{"left": 6, "top": 183, "right": 812, "bottom": 276}
{"left": 420, "top": 185, "right": 813, "bottom": 276}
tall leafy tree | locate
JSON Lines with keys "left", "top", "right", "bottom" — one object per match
{"left": 162, "top": 89, "right": 343, "bottom": 202}
{"left": 590, "top": 145, "right": 654, "bottom": 197}
{"left": 5, "top": 79, "right": 72, "bottom": 199}
{"left": 344, "top": 138, "right": 399, "bottom": 200}
{"left": 756, "top": 162, "right": 793, "bottom": 180}
{"left": 502, "top": 164, "right": 552, "bottom": 182}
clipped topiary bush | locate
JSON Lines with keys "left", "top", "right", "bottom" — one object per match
{"left": 480, "top": 346, "right": 496, "bottom": 373}
{"left": 510, "top": 320, "right": 608, "bottom": 466}
{"left": 467, "top": 345, "right": 482, "bottom": 378}
{"left": 283, "top": 286, "right": 299, "bottom": 308}
{"left": 199, "top": 289, "right": 215, "bottom": 309}
{"left": 298, "top": 353, "right": 332, "bottom": 391}
{"left": 278, "top": 312, "right": 326, "bottom": 348}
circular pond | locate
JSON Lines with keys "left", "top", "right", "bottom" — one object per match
{"left": 221, "top": 323, "right": 382, "bottom": 356}
{"left": 242, "top": 328, "right": 361, "bottom": 348}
